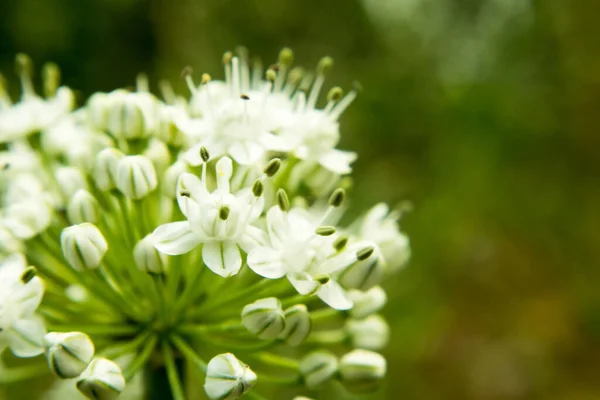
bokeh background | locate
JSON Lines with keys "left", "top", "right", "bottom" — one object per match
{"left": 1, "top": 0, "right": 599, "bottom": 399}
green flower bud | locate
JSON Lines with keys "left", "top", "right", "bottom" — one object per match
{"left": 346, "top": 315, "right": 390, "bottom": 351}
{"left": 76, "top": 358, "right": 125, "bottom": 400}
{"left": 204, "top": 353, "right": 257, "bottom": 400}
{"left": 67, "top": 190, "right": 99, "bottom": 224}
{"left": 241, "top": 298, "right": 286, "bottom": 340}
{"left": 348, "top": 286, "right": 387, "bottom": 319}
{"left": 279, "top": 304, "right": 312, "bottom": 346}
{"left": 116, "top": 155, "right": 157, "bottom": 199}
{"left": 94, "top": 148, "right": 125, "bottom": 191}
{"left": 61, "top": 223, "right": 107, "bottom": 270}
{"left": 299, "top": 350, "right": 338, "bottom": 389}
{"left": 44, "top": 332, "right": 95, "bottom": 379}
{"left": 339, "top": 349, "right": 386, "bottom": 393}
{"left": 134, "top": 234, "right": 166, "bottom": 275}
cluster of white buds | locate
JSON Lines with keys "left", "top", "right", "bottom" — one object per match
{"left": 0, "top": 48, "right": 409, "bottom": 399}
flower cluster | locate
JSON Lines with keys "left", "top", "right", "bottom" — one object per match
{"left": 0, "top": 49, "right": 410, "bottom": 399}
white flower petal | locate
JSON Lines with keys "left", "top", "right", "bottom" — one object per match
{"left": 318, "top": 149, "right": 357, "bottom": 175}
{"left": 202, "top": 241, "right": 242, "bottom": 278}
{"left": 228, "top": 141, "right": 263, "bottom": 166}
{"left": 317, "top": 280, "right": 353, "bottom": 310}
{"left": 247, "top": 247, "right": 286, "bottom": 279}
{"left": 7, "top": 316, "right": 46, "bottom": 357}
{"left": 238, "top": 226, "right": 269, "bottom": 253}
{"left": 288, "top": 273, "right": 320, "bottom": 296}
{"left": 152, "top": 221, "right": 199, "bottom": 255}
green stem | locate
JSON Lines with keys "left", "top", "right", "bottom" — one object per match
{"left": 123, "top": 334, "right": 158, "bottom": 380}
{"left": 0, "top": 363, "right": 49, "bottom": 384}
{"left": 162, "top": 342, "right": 186, "bottom": 400}
{"left": 170, "top": 334, "right": 207, "bottom": 373}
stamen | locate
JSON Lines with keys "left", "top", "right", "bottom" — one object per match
{"left": 324, "top": 86, "right": 343, "bottom": 113}
{"left": 219, "top": 206, "right": 230, "bottom": 221}
{"left": 276, "top": 189, "right": 290, "bottom": 212}
{"left": 179, "top": 190, "right": 191, "bottom": 198}
{"left": 240, "top": 94, "right": 250, "bottom": 124}
{"left": 251, "top": 57, "right": 263, "bottom": 91}
{"left": 223, "top": 51, "right": 233, "bottom": 86}
{"left": 136, "top": 73, "right": 149, "bottom": 92}
{"left": 15, "top": 53, "right": 35, "bottom": 98}
{"left": 42, "top": 62, "right": 60, "bottom": 98}
{"left": 315, "top": 226, "right": 336, "bottom": 236}
{"left": 307, "top": 56, "right": 333, "bottom": 109}
{"left": 181, "top": 66, "right": 197, "bottom": 95}
{"left": 274, "top": 47, "right": 294, "bottom": 93}
{"left": 236, "top": 46, "right": 250, "bottom": 92}
{"left": 283, "top": 67, "right": 304, "bottom": 97}
{"left": 356, "top": 246, "right": 375, "bottom": 261}
{"left": 314, "top": 274, "right": 331, "bottom": 285}
{"left": 252, "top": 180, "right": 264, "bottom": 197}
{"left": 330, "top": 82, "right": 360, "bottom": 120}
{"left": 333, "top": 236, "right": 348, "bottom": 251}
{"left": 263, "top": 158, "right": 281, "bottom": 177}
{"left": 232, "top": 56, "right": 241, "bottom": 98}
{"left": 21, "top": 266, "right": 37, "bottom": 284}
{"left": 159, "top": 79, "right": 176, "bottom": 104}
{"left": 200, "top": 146, "right": 211, "bottom": 163}
{"left": 328, "top": 188, "right": 345, "bottom": 207}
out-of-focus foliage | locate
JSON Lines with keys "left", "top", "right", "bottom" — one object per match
{"left": 1, "top": 0, "right": 599, "bottom": 399}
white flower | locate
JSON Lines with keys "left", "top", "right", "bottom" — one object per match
{"left": 0, "top": 87, "right": 73, "bottom": 144}
{"left": 178, "top": 56, "right": 291, "bottom": 166}
{"left": 153, "top": 156, "right": 265, "bottom": 277}
{"left": 358, "top": 203, "right": 410, "bottom": 272}
{"left": 204, "top": 353, "right": 257, "bottom": 400}
{"left": 247, "top": 205, "right": 353, "bottom": 310}
{"left": 0, "top": 254, "right": 46, "bottom": 358}
{"left": 2, "top": 198, "right": 52, "bottom": 239}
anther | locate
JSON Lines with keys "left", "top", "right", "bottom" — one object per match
{"left": 200, "top": 146, "right": 210, "bottom": 163}
{"left": 356, "top": 246, "right": 375, "bottom": 261}
{"left": 276, "top": 189, "right": 290, "bottom": 212}
{"left": 252, "top": 180, "right": 264, "bottom": 197}
{"left": 263, "top": 158, "right": 281, "bottom": 177}
{"left": 333, "top": 236, "right": 348, "bottom": 251}
{"left": 316, "top": 226, "right": 336, "bottom": 236}
{"left": 219, "top": 206, "right": 230, "bottom": 221}
{"left": 21, "top": 266, "right": 37, "bottom": 284}
{"left": 328, "top": 188, "right": 345, "bottom": 207}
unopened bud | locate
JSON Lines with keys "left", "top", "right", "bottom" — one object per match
{"left": 279, "top": 305, "right": 311, "bottom": 346}
{"left": 241, "top": 298, "right": 286, "bottom": 340}
{"left": 299, "top": 350, "right": 338, "bottom": 389}
{"left": 61, "top": 223, "right": 107, "bottom": 270}
{"left": 339, "top": 350, "right": 386, "bottom": 393}
{"left": 134, "top": 234, "right": 166, "bottom": 275}
{"left": 204, "top": 353, "right": 256, "bottom": 400}
{"left": 67, "top": 190, "right": 99, "bottom": 224}
{"left": 346, "top": 315, "right": 390, "bottom": 351}
{"left": 76, "top": 358, "right": 125, "bottom": 400}
{"left": 44, "top": 332, "right": 95, "bottom": 379}
{"left": 348, "top": 286, "right": 387, "bottom": 319}
{"left": 94, "top": 148, "right": 125, "bottom": 191}
{"left": 116, "top": 155, "right": 157, "bottom": 199}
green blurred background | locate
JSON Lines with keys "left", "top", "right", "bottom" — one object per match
{"left": 1, "top": 0, "right": 599, "bottom": 399}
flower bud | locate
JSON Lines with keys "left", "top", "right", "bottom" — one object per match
{"left": 61, "top": 223, "right": 108, "bottom": 270}
{"left": 299, "top": 350, "right": 338, "bottom": 389}
{"left": 346, "top": 315, "right": 389, "bottom": 351}
{"left": 338, "top": 245, "right": 383, "bottom": 291}
{"left": 3, "top": 200, "right": 51, "bottom": 239}
{"left": 348, "top": 286, "right": 387, "bottom": 319}
{"left": 134, "top": 234, "right": 166, "bottom": 274}
{"left": 87, "top": 92, "right": 111, "bottom": 131}
{"left": 55, "top": 166, "right": 88, "bottom": 199}
{"left": 143, "top": 138, "right": 171, "bottom": 173}
{"left": 339, "top": 350, "right": 386, "bottom": 393}
{"left": 67, "top": 190, "right": 100, "bottom": 224}
{"left": 44, "top": 331, "right": 95, "bottom": 379}
{"left": 105, "top": 90, "right": 159, "bottom": 139}
{"left": 94, "top": 148, "right": 125, "bottom": 191}
{"left": 241, "top": 298, "right": 286, "bottom": 340}
{"left": 279, "top": 304, "right": 312, "bottom": 346}
{"left": 204, "top": 353, "right": 257, "bottom": 400}
{"left": 116, "top": 155, "right": 157, "bottom": 199}
{"left": 76, "top": 358, "right": 125, "bottom": 400}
